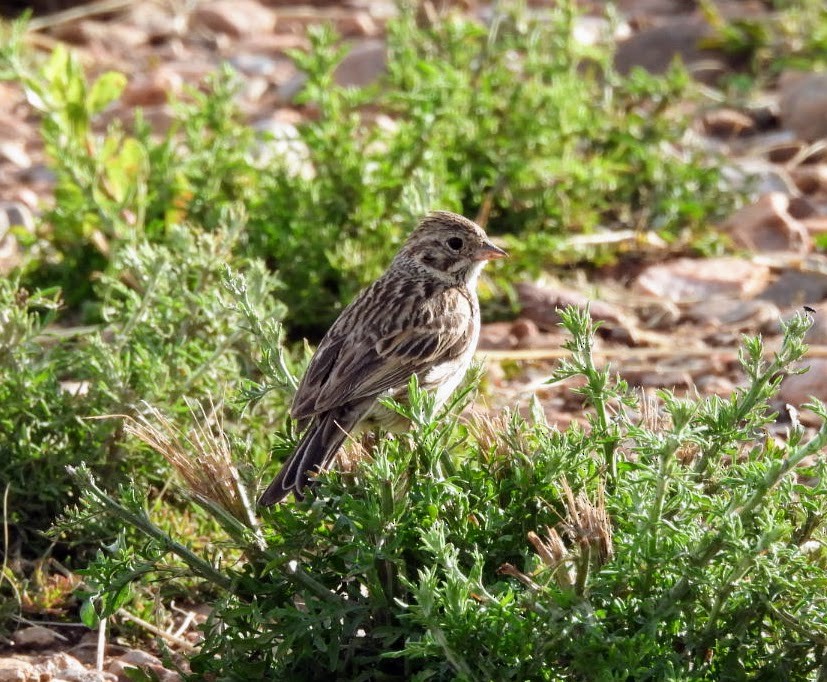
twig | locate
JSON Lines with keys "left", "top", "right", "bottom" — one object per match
{"left": 171, "top": 609, "right": 197, "bottom": 639}
{"left": 477, "top": 342, "right": 827, "bottom": 363}
{"left": 117, "top": 609, "right": 197, "bottom": 651}
{"left": 26, "top": 0, "right": 135, "bottom": 32}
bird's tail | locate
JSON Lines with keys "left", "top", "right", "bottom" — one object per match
{"left": 258, "top": 413, "right": 351, "bottom": 506}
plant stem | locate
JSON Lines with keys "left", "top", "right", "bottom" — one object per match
{"left": 647, "top": 416, "right": 827, "bottom": 626}
{"left": 70, "top": 466, "right": 234, "bottom": 591}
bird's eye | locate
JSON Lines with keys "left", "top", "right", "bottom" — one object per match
{"left": 446, "top": 237, "right": 463, "bottom": 251}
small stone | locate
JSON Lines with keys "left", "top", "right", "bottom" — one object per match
{"left": 108, "top": 650, "right": 179, "bottom": 682}
{"left": 779, "top": 72, "right": 827, "bottom": 142}
{"left": 229, "top": 52, "right": 285, "bottom": 78}
{"left": 0, "top": 658, "right": 36, "bottom": 682}
{"left": 759, "top": 270, "right": 827, "bottom": 308}
{"left": 791, "top": 165, "right": 827, "bottom": 195}
{"left": 779, "top": 358, "right": 827, "bottom": 411}
{"left": 701, "top": 108, "right": 755, "bottom": 138}
{"left": 720, "top": 158, "right": 797, "bottom": 196}
{"left": 121, "top": 69, "right": 183, "bottom": 107}
{"left": 695, "top": 375, "right": 737, "bottom": 396}
{"left": 36, "top": 652, "right": 100, "bottom": 680}
{"left": 510, "top": 318, "right": 539, "bottom": 342}
{"left": 801, "top": 302, "right": 827, "bottom": 344}
{"left": 0, "top": 141, "right": 31, "bottom": 169}
{"left": 720, "top": 193, "right": 811, "bottom": 253}
{"left": 191, "top": 0, "right": 276, "bottom": 38}
{"left": 686, "top": 298, "right": 780, "bottom": 332}
{"left": 51, "top": 19, "right": 148, "bottom": 49}
{"left": 766, "top": 141, "right": 806, "bottom": 164}
{"left": 517, "top": 282, "right": 626, "bottom": 329}
{"left": 802, "top": 216, "right": 827, "bottom": 236}
{"left": 633, "top": 258, "right": 771, "bottom": 303}
{"left": 336, "top": 12, "right": 381, "bottom": 38}
{"left": 11, "top": 626, "right": 61, "bottom": 649}
{"left": 478, "top": 322, "right": 515, "bottom": 350}
{"left": 614, "top": 19, "right": 730, "bottom": 82}
{"left": 334, "top": 40, "right": 387, "bottom": 87}
{"left": 116, "top": 650, "right": 163, "bottom": 668}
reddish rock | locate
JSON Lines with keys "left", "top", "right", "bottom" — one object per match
{"left": 791, "top": 165, "right": 827, "bottom": 195}
{"left": 121, "top": 69, "right": 183, "bottom": 107}
{"left": 0, "top": 657, "right": 36, "bottom": 682}
{"left": 478, "top": 322, "right": 514, "bottom": 350}
{"left": 334, "top": 40, "right": 387, "bottom": 87}
{"left": 802, "top": 216, "right": 827, "bottom": 236}
{"left": 51, "top": 19, "right": 148, "bottom": 49}
{"left": 516, "top": 282, "right": 626, "bottom": 329}
{"left": 191, "top": 0, "right": 277, "bottom": 38}
{"left": 797, "top": 301, "right": 827, "bottom": 344}
{"left": 701, "top": 108, "right": 756, "bottom": 138}
{"left": 510, "top": 318, "right": 539, "bottom": 343}
{"left": 633, "top": 257, "right": 771, "bottom": 302}
{"left": 614, "top": 19, "right": 731, "bottom": 82}
{"left": 108, "top": 649, "right": 180, "bottom": 682}
{"left": 720, "top": 193, "right": 811, "bottom": 253}
{"left": 779, "top": 358, "right": 827, "bottom": 410}
{"left": 687, "top": 298, "right": 780, "bottom": 332}
{"left": 759, "top": 270, "right": 827, "bottom": 308}
{"left": 779, "top": 72, "right": 827, "bottom": 142}
{"left": 10, "top": 626, "right": 60, "bottom": 650}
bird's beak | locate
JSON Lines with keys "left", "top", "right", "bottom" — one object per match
{"left": 474, "top": 241, "right": 509, "bottom": 261}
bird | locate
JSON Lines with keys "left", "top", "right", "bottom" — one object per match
{"left": 258, "top": 210, "right": 507, "bottom": 506}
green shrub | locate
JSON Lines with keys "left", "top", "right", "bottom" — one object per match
{"left": 72, "top": 306, "right": 827, "bottom": 680}
{"left": 0, "top": 226, "right": 284, "bottom": 554}
{"left": 2, "top": 3, "right": 738, "bottom": 336}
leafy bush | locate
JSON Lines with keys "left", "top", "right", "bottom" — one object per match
{"left": 0, "top": 226, "right": 284, "bottom": 554}
{"left": 701, "top": 0, "right": 827, "bottom": 78}
{"left": 2, "top": 3, "right": 738, "bottom": 336}
{"left": 73, "top": 305, "right": 827, "bottom": 680}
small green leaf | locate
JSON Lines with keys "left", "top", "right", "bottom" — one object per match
{"left": 79, "top": 598, "right": 99, "bottom": 628}
{"left": 88, "top": 71, "right": 127, "bottom": 115}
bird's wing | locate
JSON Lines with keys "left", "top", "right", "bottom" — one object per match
{"left": 291, "top": 287, "right": 474, "bottom": 421}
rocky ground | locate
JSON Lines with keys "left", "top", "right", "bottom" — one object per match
{"left": 2, "top": 0, "right": 827, "bottom": 679}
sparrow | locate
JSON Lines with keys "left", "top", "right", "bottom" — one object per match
{"left": 258, "top": 211, "right": 507, "bottom": 506}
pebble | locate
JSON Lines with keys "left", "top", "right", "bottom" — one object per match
{"left": 778, "top": 358, "right": 827, "bottom": 414}
{"left": 701, "top": 108, "right": 756, "bottom": 138}
{"left": 0, "top": 658, "right": 36, "bottom": 682}
{"left": 790, "top": 165, "right": 827, "bottom": 195}
{"left": 614, "top": 19, "right": 730, "bottom": 82}
{"left": 633, "top": 257, "right": 771, "bottom": 302}
{"left": 334, "top": 40, "right": 387, "bottom": 88}
{"left": 10, "top": 626, "right": 62, "bottom": 649}
{"left": 191, "top": 0, "right": 277, "bottom": 39}
{"left": 720, "top": 192, "right": 811, "bottom": 253}
{"left": 779, "top": 72, "right": 827, "bottom": 142}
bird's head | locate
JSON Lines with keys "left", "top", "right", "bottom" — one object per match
{"left": 396, "top": 211, "right": 508, "bottom": 283}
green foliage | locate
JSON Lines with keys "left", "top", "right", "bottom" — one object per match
{"left": 0, "top": 226, "right": 284, "bottom": 554}
{"left": 2, "top": 3, "right": 737, "bottom": 335}
{"left": 74, "top": 305, "right": 827, "bottom": 679}
{"left": 248, "top": 9, "right": 734, "bottom": 332}
{"left": 701, "top": 0, "right": 827, "bottom": 79}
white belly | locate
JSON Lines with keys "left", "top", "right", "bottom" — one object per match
{"left": 423, "top": 318, "right": 480, "bottom": 409}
